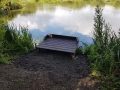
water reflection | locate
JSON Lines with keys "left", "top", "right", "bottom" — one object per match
{"left": 103, "top": 5, "right": 120, "bottom": 34}
{"left": 9, "top": 4, "right": 120, "bottom": 46}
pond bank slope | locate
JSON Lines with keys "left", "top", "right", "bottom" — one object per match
{"left": 0, "top": 50, "right": 100, "bottom": 90}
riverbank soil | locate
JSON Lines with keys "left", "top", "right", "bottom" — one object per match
{"left": 0, "top": 50, "right": 100, "bottom": 90}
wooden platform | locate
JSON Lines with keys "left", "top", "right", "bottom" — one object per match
{"left": 36, "top": 34, "right": 79, "bottom": 55}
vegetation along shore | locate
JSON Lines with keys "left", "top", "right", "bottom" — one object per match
{"left": 0, "top": 0, "right": 120, "bottom": 90}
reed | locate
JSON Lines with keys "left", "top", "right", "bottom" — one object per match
{"left": 0, "top": 24, "right": 34, "bottom": 64}
{"left": 3, "top": 24, "right": 34, "bottom": 54}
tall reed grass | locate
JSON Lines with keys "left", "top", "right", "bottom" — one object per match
{"left": 3, "top": 24, "right": 34, "bottom": 54}
{"left": 0, "top": 24, "right": 34, "bottom": 64}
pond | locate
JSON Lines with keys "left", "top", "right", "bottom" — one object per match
{"left": 8, "top": 2, "right": 120, "bottom": 46}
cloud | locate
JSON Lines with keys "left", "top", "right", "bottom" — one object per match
{"left": 9, "top": 5, "right": 120, "bottom": 37}
{"left": 27, "top": 21, "right": 38, "bottom": 29}
{"left": 49, "top": 5, "right": 95, "bottom": 36}
{"left": 102, "top": 5, "right": 120, "bottom": 34}
{"left": 9, "top": 11, "right": 54, "bottom": 32}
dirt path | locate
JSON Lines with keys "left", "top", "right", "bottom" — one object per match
{"left": 0, "top": 50, "right": 100, "bottom": 90}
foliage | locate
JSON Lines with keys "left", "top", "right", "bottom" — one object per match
{"left": 26, "top": 0, "right": 120, "bottom": 10}
{"left": 5, "top": 1, "right": 22, "bottom": 10}
{"left": 91, "top": 6, "right": 120, "bottom": 90}
{"left": 80, "top": 6, "right": 120, "bottom": 90}
{"left": 0, "top": 24, "right": 34, "bottom": 64}
{"left": 0, "top": 54, "right": 12, "bottom": 64}
{"left": 2, "top": 24, "right": 34, "bottom": 55}
{"left": 0, "top": 25, "right": 6, "bottom": 49}
{"left": 92, "top": 5, "right": 120, "bottom": 75}
{"left": 76, "top": 46, "right": 83, "bottom": 54}
{"left": 0, "top": 0, "right": 120, "bottom": 15}
{"left": 0, "top": 0, "right": 22, "bottom": 15}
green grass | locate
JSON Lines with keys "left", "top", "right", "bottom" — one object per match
{"left": 0, "top": 24, "right": 34, "bottom": 64}
{"left": 3, "top": 24, "right": 34, "bottom": 54}
{"left": 0, "top": 54, "right": 12, "bottom": 64}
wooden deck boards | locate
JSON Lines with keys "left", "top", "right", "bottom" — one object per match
{"left": 36, "top": 34, "right": 79, "bottom": 54}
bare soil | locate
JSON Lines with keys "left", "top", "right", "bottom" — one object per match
{"left": 0, "top": 50, "right": 100, "bottom": 90}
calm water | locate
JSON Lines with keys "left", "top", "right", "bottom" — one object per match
{"left": 9, "top": 4, "right": 120, "bottom": 46}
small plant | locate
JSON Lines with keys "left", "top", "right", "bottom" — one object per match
{"left": 76, "top": 46, "right": 83, "bottom": 54}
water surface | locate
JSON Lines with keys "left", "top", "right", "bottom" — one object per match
{"left": 9, "top": 4, "right": 120, "bottom": 46}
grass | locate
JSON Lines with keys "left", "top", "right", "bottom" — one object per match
{"left": 79, "top": 5, "right": 120, "bottom": 90}
{"left": 0, "top": 0, "right": 120, "bottom": 89}
{"left": 0, "top": 54, "right": 12, "bottom": 64}
{"left": 0, "top": 24, "right": 34, "bottom": 64}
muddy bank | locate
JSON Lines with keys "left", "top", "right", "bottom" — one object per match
{"left": 0, "top": 50, "right": 100, "bottom": 90}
